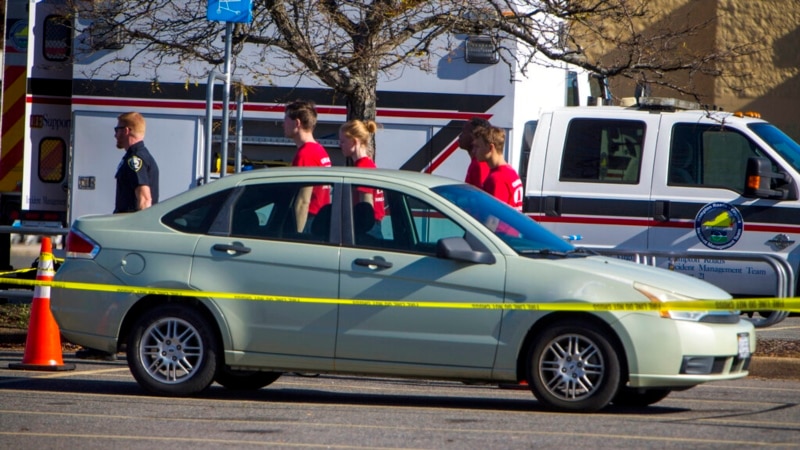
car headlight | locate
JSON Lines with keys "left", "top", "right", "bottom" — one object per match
{"left": 633, "top": 282, "right": 716, "bottom": 322}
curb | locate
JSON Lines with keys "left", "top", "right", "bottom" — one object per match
{"left": 747, "top": 357, "right": 800, "bottom": 380}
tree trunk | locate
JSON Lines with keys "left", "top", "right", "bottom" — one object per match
{"left": 345, "top": 70, "right": 379, "bottom": 160}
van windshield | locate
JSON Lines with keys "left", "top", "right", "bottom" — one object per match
{"left": 433, "top": 184, "right": 576, "bottom": 255}
{"left": 749, "top": 123, "right": 800, "bottom": 171}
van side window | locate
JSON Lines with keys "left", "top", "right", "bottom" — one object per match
{"left": 560, "top": 119, "right": 645, "bottom": 184}
{"left": 669, "top": 124, "right": 763, "bottom": 192}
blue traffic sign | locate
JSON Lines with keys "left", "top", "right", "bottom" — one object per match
{"left": 207, "top": 0, "right": 253, "bottom": 23}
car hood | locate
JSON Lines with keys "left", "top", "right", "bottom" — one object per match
{"left": 512, "top": 253, "right": 731, "bottom": 302}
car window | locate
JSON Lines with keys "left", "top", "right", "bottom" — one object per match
{"left": 669, "top": 124, "right": 766, "bottom": 192}
{"left": 230, "top": 182, "right": 333, "bottom": 243}
{"left": 162, "top": 189, "right": 232, "bottom": 234}
{"left": 350, "top": 185, "right": 464, "bottom": 255}
{"left": 434, "top": 184, "right": 574, "bottom": 254}
{"left": 560, "top": 118, "right": 645, "bottom": 184}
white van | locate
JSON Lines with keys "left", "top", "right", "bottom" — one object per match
{"left": 521, "top": 98, "right": 800, "bottom": 327}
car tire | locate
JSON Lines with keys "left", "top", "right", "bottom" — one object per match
{"left": 612, "top": 387, "right": 671, "bottom": 407}
{"left": 127, "top": 305, "right": 219, "bottom": 396}
{"left": 527, "top": 320, "right": 621, "bottom": 413}
{"left": 215, "top": 367, "right": 282, "bottom": 390}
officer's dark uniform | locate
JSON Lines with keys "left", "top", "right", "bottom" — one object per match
{"left": 114, "top": 141, "right": 160, "bottom": 213}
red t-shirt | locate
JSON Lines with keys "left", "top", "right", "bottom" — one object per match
{"left": 465, "top": 157, "right": 490, "bottom": 188}
{"left": 292, "top": 142, "right": 332, "bottom": 215}
{"left": 354, "top": 156, "right": 386, "bottom": 221}
{"left": 484, "top": 164, "right": 523, "bottom": 211}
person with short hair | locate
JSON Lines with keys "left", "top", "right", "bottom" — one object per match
{"left": 284, "top": 100, "right": 332, "bottom": 233}
{"left": 77, "top": 112, "right": 159, "bottom": 360}
{"left": 473, "top": 125, "right": 523, "bottom": 211}
{"left": 113, "top": 111, "right": 159, "bottom": 213}
{"left": 458, "top": 117, "right": 491, "bottom": 188}
{"left": 339, "top": 119, "right": 385, "bottom": 238}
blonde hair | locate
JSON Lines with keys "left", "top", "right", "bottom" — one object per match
{"left": 117, "top": 112, "right": 146, "bottom": 137}
{"left": 340, "top": 119, "right": 379, "bottom": 148}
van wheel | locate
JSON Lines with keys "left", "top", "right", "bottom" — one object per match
{"left": 612, "top": 387, "right": 671, "bottom": 407}
{"left": 744, "top": 310, "right": 789, "bottom": 328}
{"left": 527, "top": 320, "right": 620, "bottom": 412}
{"left": 215, "top": 367, "right": 281, "bottom": 390}
{"left": 127, "top": 305, "right": 219, "bottom": 396}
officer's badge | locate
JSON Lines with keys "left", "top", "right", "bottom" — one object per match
{"left": 128, "top": 155, "right": 143, "bottom": 172}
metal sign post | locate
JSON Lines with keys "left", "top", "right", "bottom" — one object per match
{"left": 206, "top": 1, "right": 253, "bottom": 177}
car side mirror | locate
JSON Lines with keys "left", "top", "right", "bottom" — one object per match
{"left": 744, "top": 157, "right": 791, "bottom": 199}
{"left": 436, "top": 236, "right": 495, "bottom": 265}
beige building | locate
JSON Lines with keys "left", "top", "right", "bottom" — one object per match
{"left": 600, "top": 0, "right": 800, "bottom": 141}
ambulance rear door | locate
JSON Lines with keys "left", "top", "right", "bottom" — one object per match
{"left": 69, "top": 112, "right": 203, "bottom": 222}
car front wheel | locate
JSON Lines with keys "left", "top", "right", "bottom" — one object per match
{"left": 127, "top": 305, "right": 219, "bottom": 396}
{"left": 527, "top": 320, "right": 621, "bottom": 413}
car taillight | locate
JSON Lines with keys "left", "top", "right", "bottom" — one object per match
{"left": 65, "top": 230, "right": 100, "bottom": 259}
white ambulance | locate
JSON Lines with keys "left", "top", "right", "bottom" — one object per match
{"left": 0, "top": 0, "right": 604, "bottom": 228}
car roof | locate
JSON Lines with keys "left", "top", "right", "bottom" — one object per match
{"left": 140, "top": 166, "right": 465, "bottom": 214}
{"left": 548, "top": 105, "right": 767, "bottom": 124}
{"left": 206, "top": 166, "right": 463, "bottom": 190}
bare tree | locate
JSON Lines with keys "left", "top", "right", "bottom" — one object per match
{"left": 71, "top": 0, "right": 759, "bottom": 119}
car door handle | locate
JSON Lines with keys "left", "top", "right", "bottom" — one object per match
{"left": 213, "top": 243, "right": 252, "bottom": 254}
{"left": 354, "top": 257, "right": 393, "bottom": 269}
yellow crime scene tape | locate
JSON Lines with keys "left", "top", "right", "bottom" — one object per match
{"left": 1, "top": 263, "right": 799, "bottom": 313}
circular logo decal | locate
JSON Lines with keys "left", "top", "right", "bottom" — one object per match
{"left": 694, "top": 202, "right": 743, "bottom": 250}
{"left": 8, "top": 20, "right": 28, "bottom": 53}
{"left": 128, "top": 155, "right": 143, "bottom": 172}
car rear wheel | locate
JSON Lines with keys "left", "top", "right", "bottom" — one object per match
{"left": 612, "top": 387, "right": 671, "bottom": 407}
{"left": 527, "top": 320, "right": 621, "bottom": 412}
{"left": 215, "top": 367, "right": 282, "bottom": 390}
{"left": 127, "top": 305, "right": 219, "bottom": 396}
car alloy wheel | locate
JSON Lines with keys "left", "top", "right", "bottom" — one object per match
{"left": 127, "top": 305, "right": 219, "bottom": 396}
{"left": 528, "top": 320, "right": 621, "bottom": 412}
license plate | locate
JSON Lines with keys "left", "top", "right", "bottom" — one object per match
{"left": 738, "top": 333, "right": 751, "bottom": 359}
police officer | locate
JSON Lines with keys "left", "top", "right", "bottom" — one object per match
{"left": 76, "top": 112, "right": 159, "bottom": 360}
{"left": 113, "top": 112, "right": 159, "bottom": 213}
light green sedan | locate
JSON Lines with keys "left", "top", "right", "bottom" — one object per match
{"left": 51, "top": 167, "right": 754, "bottom": 412}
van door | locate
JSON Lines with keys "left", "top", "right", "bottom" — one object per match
{"left": 647, "top": 117, "right": 793, "bottom": 296}
{"left": 532, "top": 111, "right": 660, "bottom": 253}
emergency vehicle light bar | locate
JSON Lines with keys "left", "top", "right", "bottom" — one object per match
{"left": 637, "top": 97, "right": 701, "bottom": 111}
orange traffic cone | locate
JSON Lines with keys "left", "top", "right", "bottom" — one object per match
{"left": 9, "top": 236, "right": 75, "bottom": 371}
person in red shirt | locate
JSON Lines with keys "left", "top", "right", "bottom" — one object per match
{"left": 339, "top": 119, "right": 386, "bottom": 238}
{"left": 473, "top": 125, "right": 523, "bottom": 234}
{"left": 458, "top": 117, "right": 491, "bottom": 188}
{"left": 284, "top": 100, "right": 332, "bottom": 233}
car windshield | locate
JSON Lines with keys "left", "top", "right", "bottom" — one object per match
{"left": 749, "top": 123, "right": 800, "bottom": 171}
{"left": 433, "top": 184, "right": 577, "bottom": 256}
